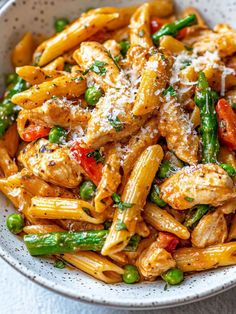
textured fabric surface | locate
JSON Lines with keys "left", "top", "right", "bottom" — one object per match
{"left": 0, "top": 258, "right": 235, "bottom": 314}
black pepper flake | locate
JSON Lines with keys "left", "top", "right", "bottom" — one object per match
{"left": 48, "top": 161, "right": 56, "bottom": 166}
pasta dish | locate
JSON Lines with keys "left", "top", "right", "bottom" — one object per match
{"left": 2, "top": 0, "right": 236, "bottom": 285}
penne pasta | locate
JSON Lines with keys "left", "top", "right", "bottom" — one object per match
{"left": 159, "top": 36, "right": 185, "bottom": 54}
{"left": 28, "top": 196, "right": 104, "bottom": 224}
{"left": 35, "top": 13, "right": 119, "bottom": 66}
{"left": 11, "top": 32, "right": 34, "bottom": 67}
{"left": 1, "top": 123, "right": 19, "bottom": 158}
{"left": 16, "top": 65, "right": 63, "bottom": 85}
{"left": 129, "top": 3, "right": 153, "bottom": 49}
{"left": 0, "top": 140, "right": 18, "bottom": 177}
{"left": 62, "top": 252, "right": 124, "bottom": 284}
{"left": 95, "top": 145, "right": 121, "bottom": 213}
{"left": 11, "top": 75, "right": 86, "bottom": 109}
{"left": 101, "top": 145, "right": 163, "bottom": 256}
{"left": 24, "top": 224, "right": 64, "bottom": 234}
{"left": 132, "top": 50, "right": 173, "bottom": 115}
{"left": 144, "top": 203, "right": 190, "bottom": 240}
{"left": 174, "top": 243, "right": 236, "bottom": 272}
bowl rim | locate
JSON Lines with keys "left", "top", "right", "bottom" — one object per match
{"left": 1, "top": 246, "right": 236, "bottom": 309}
{"left": 1, "top": 0, "right": 236, "bottom": 309}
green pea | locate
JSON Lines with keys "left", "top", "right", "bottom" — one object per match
{"left": 48, "top": 126, "right": 67, "bottom": 144}
{"left": 54, "top": 17, "right": 69, "bottom": 33}
{"left": 80, "top": 180, "right": 96, "bottom": 200}
{"left": 119, "top": 40, "right": 130, "bottom": 57}
{"left": 6, "top": 213, "right": 24, "bottom": 234}
{"left": 161, "top": 268, "right": 184, "bottom": 285}
{"left": 85, "top": 86, "right": 102, "bottom": 106}
{"left": 5, "top": 73, "right": 18, "bottom": 86}
{"left": 220, "top": 163, "right": 236, "bottom": 177}
{"left": 122, "top": 264, "right": 140, "bottom": 284}
{"left": 150, "top": 184, "right": 167, "bottom": 207}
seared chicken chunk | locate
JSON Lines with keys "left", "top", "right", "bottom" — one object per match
{"left": 136, "top": 241, "right": 176, "bottom": 280}
{"left": 191, "top": 210, "right": 228, "bottom": 248}
{"left": 158, "top": 97, "right": 199, "bottom": 164}
{"left": 19, "top": 139, "right": 83, "bottom": 188}
{"left": 160, "top": 164, "right": 236, "bottom": 210}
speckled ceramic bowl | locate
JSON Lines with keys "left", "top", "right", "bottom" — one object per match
{"left": 1, "top": 0, "right": 236, "bottom": 309}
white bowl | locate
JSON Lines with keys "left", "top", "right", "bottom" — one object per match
{"left": 1, "top": 0, "right": 236, "bottom": 309}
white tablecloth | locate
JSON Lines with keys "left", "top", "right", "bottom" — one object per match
{"left": 1, "top": 257, "right": 236, "bottom": 314}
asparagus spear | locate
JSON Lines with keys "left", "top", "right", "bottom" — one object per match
{"left": 149, "top": 184, "right": 167, "bottom": 207}
{"left": 0, "top": 76, "right": 27, "bottom": 136}
{"left": 24, "top": 230, "right": 140, "bottom": 256}
{"left": 184, "top": 205, "right": 210, "bottom": 229}
{"left": 152, "top": 14, "right": 198, "bottom": 45}
{"left": 194, "top": 72, "right": 219, "bottom": 163}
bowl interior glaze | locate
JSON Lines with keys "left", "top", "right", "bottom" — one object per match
{"left": 0, "top": 0, "right": 236, "bottom": 309}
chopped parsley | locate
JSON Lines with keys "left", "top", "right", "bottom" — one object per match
{"left": 83, "top": 60, "right": 107, "bottom": 76}
{"left": 184, "top": 46, "right": 193, "bottom": 52}
{"left": 87, "top": 149, "right": 105, "bottom": 164}
{"left": 116, "top": 219, "right": 127, "bottom": 231}
{"left": 180, "top": 59, "right": 192, "bottom": 70}
{"left": 163, "top": 86, "right": 177, "bottom": 97}
{"left": 53, "top": 260, "right": 66, "bottom": 269}
{"left": 112, "top": 193, "right": 132, "bottom": 211}
{"left": 71, "top": 76, "right": 84, "bottom": 82}
{"left": 107, "top": 51, "right": 121, "bottom": 70}
{"left": 184, "top": 196, "right": 194, "bottom": 202}
{"left": 108, "top": 114, "right": 123, "bottom": 132}
{"left": 138, "top": 29, "right": 145, "bottom": 37}
{"left": 51, "top": 95, "right": 58, "bottom": 100}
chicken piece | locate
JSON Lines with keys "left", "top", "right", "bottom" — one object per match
{"left": 217, "top": 198, "right": 236, "bottom": 214}
{"left": 191, "top": 210, "right": 228, "bottom": 248}
{"left": 136, "top": 241, "right": 176, "bottom": 280}
{"left": 194, "top": 25, "right": 236, "bottom": 57}
{"left": 157, "top": 97, "right": 199, "bottom": 164}
{"left": 17, "top": 98, "right": 90, "bottom": 134}
{"left": 160, "top": 164, "right": 236, "bottom": 210}
{"left": 19, "top": 139, "right": 83, "bottom": 188}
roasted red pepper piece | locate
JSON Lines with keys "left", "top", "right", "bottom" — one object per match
{"left": 216, "top": 98, "right": 236, "bottom": 150}
{"left": 70, "top": 143, "right": 103, "bottom": 185}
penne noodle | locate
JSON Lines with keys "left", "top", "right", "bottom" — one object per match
{"left": 132, "top": 50, "right": 173, "bottom": 115}
{"left": 62, "top": 252, "right": 124, "bottom": 284}
{"left": 0, "top": 140, "right": 18, "bottom": 177}
{"left": 24, "top": 224, "right": 64, "bottom": 234}
{"left": 160, "top": 36, "right": 185, "bottom": 53}
{"left": 28, "top": 197, "right": 104, "bottom": 224}
{"left": 1, "top": 123, "right": 20, "bottom": 158}
{"left": 11, "top": 75, "right": 86, "bottom": 109}
{"left": 228, "top": 215, "right": 236, "bottom": 241}
{"left": 35, "top": 13, "right": 119, "bottom": 66}
{"left": 43, "top": 56, "right": 65, "bottom": 71}
{"left": 144, "top": 203, "right": 190, "bottom": 240}
{"left": 101, "top": 145, "right": 163, "bottom": 256}
{"left": 129, "top": 3, "right": 153, "bottom": 49}
{"left": 95, "top": 145, "right": 121, "bottom": 213}
{"left": 16, "top": 65, "right": 63, "bottom": 85}
{"left": 174, "top": 243, "right": 236, "bottom": 272}
{"left": 11, "top": 32, "right": 34, "bottom": 67}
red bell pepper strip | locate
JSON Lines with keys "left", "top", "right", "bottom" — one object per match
{"left": 216, "top": 98, "right": 236, "bottom": 150}
{"left": 150, "top": 17, "right": 188, "bottom": 40}
{"left": 156, "top": 231, "right": 180, "bottom": 253}
{"left": 70, "top": 143, "right": 103, "bottom": 185}
{"left": 21, "top": 125, "right": 51, "bottom": 142}
{"left": 150, "top": 17, "right": 169, "bottom": 34}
